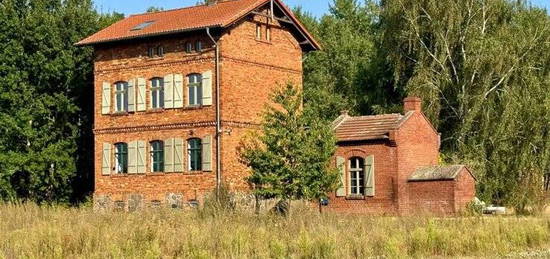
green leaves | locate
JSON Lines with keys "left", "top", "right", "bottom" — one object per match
{"left": 0, "top": 0, "right": 122, "bottom": 203}
{"left": 240, "top": 84, "right": 339, "bottom": 203}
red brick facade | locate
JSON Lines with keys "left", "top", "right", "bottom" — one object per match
{"left": 88, "top": 3, "right": 308, "bottom": 210}
{"left": 327, "top": 99, "right": 476, "bottom": 215}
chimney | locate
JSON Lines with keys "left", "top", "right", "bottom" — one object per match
{"left": 403, "top": 97, "right": 422, "bottom": 113}
{"left": 340, "top": 110, "right": 349, "bottom": 116}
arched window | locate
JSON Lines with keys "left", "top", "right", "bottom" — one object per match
{"left": 188, "top": 138, "right": 202, "bottom": 171}
{"left": 185, "top": 42, "right": 194, "bottom": 53}
{"left": 115, "top": 143, "right": 128, "bottom": 174}
{"left": 150, "top": 140, "right": 164, "bottom": 173}
{"left": 349, "top": 157, "right": 365, "bottom": 195}
{"left": 150, "top": 77, "right": 164, "bottom": 109}
{"left": 114, "top": 81, "right": 129, "bottom": 112}
{"left": 188, "top": 74, "right": 203, "bottom": 106}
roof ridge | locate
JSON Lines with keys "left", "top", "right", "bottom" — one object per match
{"left": 129, "top": 0, "right": 246, "bottom": 17}
{"left": 349, "top": 113, "right": 402, "bottom": 119}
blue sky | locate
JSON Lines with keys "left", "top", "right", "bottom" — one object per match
{"left": 94, "top": 0, "right": 549, "bottom": 17}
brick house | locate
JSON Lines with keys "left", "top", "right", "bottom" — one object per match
{"left": 328, "top": 97, "right": 476, "bottom": 215}
{"left": 76, "top": 0, "right": 320, "bottom": 210}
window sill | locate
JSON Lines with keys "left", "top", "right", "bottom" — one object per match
{"left": 146, "top": 57, "right": 165, "bottom": 61}
{"left": 255, "top": 39, "right": 272, "bottom": 45}
{"left": 111, "top": 112, "right": 131, "bottom": 117}
{"left": 345, "top": 195, "right": 366, "bottom": 200}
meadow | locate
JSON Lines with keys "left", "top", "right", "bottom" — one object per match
{"left": 1, "top": 203, "right": 550, "bottom": 258}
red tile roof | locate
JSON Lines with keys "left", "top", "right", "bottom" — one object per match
{"left": 333, "top": 113, "right": 411, "bottom": 142}
{"left": 76, "top": 0, "right": 320, "bottom": 50}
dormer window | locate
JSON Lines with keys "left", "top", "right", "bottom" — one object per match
{"left": 131, "top": 21, "right": 155, "bottom": 31}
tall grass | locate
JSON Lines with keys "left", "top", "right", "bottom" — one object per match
{"left": 1, "top": 203, "right": 549, "bottom": 258}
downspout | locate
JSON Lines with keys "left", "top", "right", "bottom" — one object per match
{"left": 206, "top": 27, "right": 222, "bottom": 195}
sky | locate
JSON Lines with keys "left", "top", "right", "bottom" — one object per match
{"left": 93, "top": 0, "right": 549, "bottom": 18}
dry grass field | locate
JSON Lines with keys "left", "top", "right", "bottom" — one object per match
{"left": 1, "top": 203, "right": 550, "bottom": 258}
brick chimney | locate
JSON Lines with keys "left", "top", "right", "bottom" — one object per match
{"left": 403, "top": 97, "right": 422, "bottom": 113}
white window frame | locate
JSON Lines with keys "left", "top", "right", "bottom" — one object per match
{"left": 188, "top": 74, "right": 202, "bottom": 106}
{"left": 150, "top": 77, "right": 164, "bottom": 109}
{"left": 115, "top": 81, "right": 128, "bottom": 112}
{"left": 349, "top": 157, "right": 365, "bottom": 196}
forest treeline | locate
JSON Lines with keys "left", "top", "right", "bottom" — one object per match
{"left": 295, "top": 0, "right": 550, "bottom": 212}
{"left": 0, "top": 0, "right": 548, "bottom": 212}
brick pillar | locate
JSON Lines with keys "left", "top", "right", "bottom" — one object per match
{"left": 403, "top": 97, "right": 422, "bottom": 113}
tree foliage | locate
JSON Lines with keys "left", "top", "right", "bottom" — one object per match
{"left": 0, "top": 0, "right": 122, "bottom": 203}
{"left": 239, "top": 84, "right": 339, "bottom": 205}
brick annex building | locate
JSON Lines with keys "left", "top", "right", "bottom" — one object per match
{"left": 77, "top": 0, "right": 475, "bottom": 214}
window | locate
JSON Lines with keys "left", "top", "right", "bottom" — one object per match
{"left": 186, "top": 42, "right": 194, "bottom": 53}
{"left": 188, "top": 74, "right": 202, "bottom": 106}
{"left": 349, "top": 157, "right": 365, "bottom": 195}
{"left": 148, "top": 47, "right": 155, "bottom": 58}
{"left": 157, "top": 46, "right": 164, "bottom": 57}
{"left": 147, "top": 46, "right": 163, "bottom": 58}
{"left": 188, "top": 138, "right": 202, "bottom": 171}
{"left": 256, "top": 24, "right": 262, "bottom": 39}
{"left": 150, "top": 141, "right": 164, "bottom": 173}
{"left": 266, "top": 26, "right": 271, "bottom": 42}
{"left": 150, "top": 77, "right": 164, "bottom": 109}
{"left": 114, "top": 81, "right": 129, "bottom": 112}
{"left": 131, "top": 21, "right": 155, "bottom": 31}
{"left": 195, "top": 41, "right": 202, "bottom": 52}
{"left": 115, "top": 143, "right": 128, "bottom": 174}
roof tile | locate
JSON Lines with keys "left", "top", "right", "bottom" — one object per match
{"left": 334, "top": 114, "right": 404, "bottom": 142}
{"left": 76, "top": 0, "right": 319, "bottom": 50}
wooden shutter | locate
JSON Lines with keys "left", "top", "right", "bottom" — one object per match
{"left": 185, "top": 76, "right": 191, "bottom": 107}
{"left": 173, "top": 74, "right": 184, "bottom": 108}
{"left": 174, "top": 138, "right": 184, "bottom": 172}
{"left": 336, "top": 156, "right": 346, "bottom": 197}
{"left": 137, "top": 78, "right": 146, "bottom": 111}
{"left": 101, "top": 82, "right": 111, "bottom": 114}
{"left": 364, "top": 155, "right": 375, "bottom": 197}
{"left": 128, "top": 141, "right": 137, "bottom": 174}
{"left": 127, "top": 79, "right": 136, "bottom": 112}
{"left": 164, "top": 138, "right": 174, "bottom": 172}
{"left": 202, "top": 70, "right": 213, "bottom": 106}
{"left": 137, "top": 141, "right": 146, "bottom": 174}
{"left": 164, "top": 74, "right": 174, "bottom": 109}
{"left": 102, "top": 143, "right": 111, "bottom": 175}
{"left": 202, "top": 135, "right": 212, "bottom": 172}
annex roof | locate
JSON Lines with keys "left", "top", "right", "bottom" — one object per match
{"left": 408, "top": 165, "right": 474, "bottom": 182}
{"left": 76, "top": 0, "right": 320, "bottom": 50}
{"left": 332, "top": 112, "right": 412, "bottom": 142}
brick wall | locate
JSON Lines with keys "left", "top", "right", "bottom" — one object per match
{"left": 324, "top": 140, "right": 399, "bottom": 215}
{"left": 395, "top": 112, "right": 440, "bottom": 214}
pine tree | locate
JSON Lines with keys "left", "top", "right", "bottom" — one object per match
{"left": 239, "top": 84, "right": 339, "bottom": 214}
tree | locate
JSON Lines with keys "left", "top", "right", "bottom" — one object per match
{"left": 146, "top": 6, "right": 164, "bottom": 13}
{"left": 0, "top": 0, "right": 123, "bottom": 203}
{"left": 379, "top": 0, "right": 550, "bottom": 212}
{"left": 239, "top": 84, "right": 339, "bottom": 214}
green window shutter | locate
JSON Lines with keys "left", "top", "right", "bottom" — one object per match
{"left": 137, "top": 141, "right": 146, "bottom": 174}
{"left": 101, "top": 82, "right": 111, "bottom": 114}
{"left": 202, "top": 135, "right": 212, "bottom": 172}
{"left": 173, "top": 74, "right": 184, "bottom": 108}
{"left": 164, "top": 138, "right": 174, "bottom": 172}
{"left": 202, "top": 70, "right": 213, "bottom": 106}
{"left": 174, "top": 138, "right": 184, "bottom": 172}
{"left": 164, "top": 74, "right": 174, "bottom": 109}
{"left": 364, "top": 155, "right": 375, "bottom": 197}
{"left": 137, "top": 78, "right": 146, "bottom": 111}
{"left": 102, "top": 143, "right": 112, "bottom": 175}
{"left": 336, "top": 156, "right": 346, "bottom": 197}
{"left": 127, "top": 79, "right": 136, "bottom": 112}
{"left": 127, "top": 141, "right": 137, "bottom": 174}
